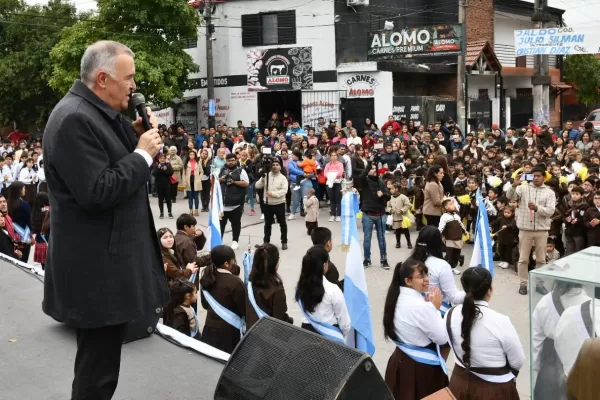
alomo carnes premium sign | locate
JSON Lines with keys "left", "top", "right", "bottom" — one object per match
{"left": 367, "top": 24, "right": 463, "bottom": 61}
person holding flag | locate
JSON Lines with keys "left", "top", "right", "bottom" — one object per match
{"left": 206, "top": 170, "right": 224, "bottom": 251}
{"left": 469, "top": 188, "right": 495, "bottom": 280}
{"left": 244, "top": 243, "right": 293, "bottom": 330}
{"left": 340, "top": 191, "right": 375, "bottom": 355}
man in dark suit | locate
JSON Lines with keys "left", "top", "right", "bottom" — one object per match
{"left": 42, "top": 40, "right": 168, "bottom": 400}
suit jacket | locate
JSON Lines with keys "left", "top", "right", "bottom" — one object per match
{"left": 42, "top": 80, "right": 169, "bottom": 328}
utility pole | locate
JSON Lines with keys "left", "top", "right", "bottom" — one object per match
{"left": 456, "top": 0, "right": 468, "bottom": 134}
{"left": 205, "top": 0, "right": 216, "bottom": 129}
{"left": 532, "top": 0, "right": 550, "bottom": 126}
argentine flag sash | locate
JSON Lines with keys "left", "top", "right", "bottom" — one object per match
{"left": 202, "top": 290, "right": 245, "bottom": 335}
{"left": 421, "top": 292, "right": 451, "bottom": 316}
{"left": 297, "top": 299, "right": 345, "bottom": 344}
{"left": 243, "top": 250, "right": 253, "bottom": 285}
{"left": 13, "top": 222, "right": 30, "bottom": 243}
{"left": 394, "top": 340, "right": 449, "bottom": 376}
{"left": 247, "top": 283, "right": 268, "bottom": 319}
{"left": 189, "top": 306, "right": 199, "bottom": 338}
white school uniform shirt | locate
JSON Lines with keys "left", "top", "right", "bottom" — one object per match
{"left": 425, "top": 255, "right": 466, "bottom": 306}
{"left": 12, "top": 162, "right": 23, "bottom": 179}
{"left": 393, "top": 287, "right": 448, "bottom": 347}
{"left": 18, "top": 167, "right": 37, "bottom": 184}
{"left": 301, "top": 276, "right": 351, "bottom": 337}
{"left": 1, "top": 164, "right": 14, "bottom": 187}
{"left": 554, "top": 299, "right": 599, "bottom": 376}
{"left": 531, "top": 288, "right": 589, "bottom": 383}
{"left": 445, "top": 301, "right": 524, "bottom": 374}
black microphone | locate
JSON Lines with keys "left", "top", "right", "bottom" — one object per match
{"left": 130, "top": 93, "right": 152, "bottom": 131}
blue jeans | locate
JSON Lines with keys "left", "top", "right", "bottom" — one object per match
{"left": 291, "top": 179, "right": 313, "bottom": 214}
{"left": 247, "top": 183, "right": 255, "bottom": 209}
{"left": 187, "top": 190, "right": 199, "bottom": 210}
{"left": 362, "top": 214, "right": 387, "bottom": 261}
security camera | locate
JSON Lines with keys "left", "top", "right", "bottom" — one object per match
{"left": 209, "top": 35, "right": 217, "bottom": 41}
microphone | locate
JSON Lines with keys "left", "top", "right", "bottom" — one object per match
{"left": 530, "top": 209, "right": 534, "bottom": 222}
{"left": 130, "top": 93, "right": 152, "bottom": 131}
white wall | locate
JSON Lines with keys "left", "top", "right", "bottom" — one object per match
{"left": 494, "top": 12, "right": 557, "bottom": 68}
{"left": 183, "top": 0, "right": 337, "bottom": 128}
{"left": 467, "top": 75, "right": 496, "bottom": 100}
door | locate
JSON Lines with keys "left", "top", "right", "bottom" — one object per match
{"left": 342, "top": 98, "right": 375, "bottom": 132}
{"left": 257, "top": 91, "right": 302, "bottom": 128}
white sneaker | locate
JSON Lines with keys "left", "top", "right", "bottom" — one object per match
{"left": 288, "top": 213, "right": 296, "bottom": 220}
{"left": 328, "top": 216, "right": 335, "bottom": 222}
{"left": 499, "top": 262, "right": 510, "bottom": 269}
{"left": 335, "top": 216, "right": 341, "bottom": 222}
{"left": 452, "top": 269, "right": 462, "bottom": 275}
{"left": 292, "top": 185, "right": 301, "bottom": 191}
{"left": 231, "top": 241, "right": 239, "bottom": 250}
{"left": 260, "top": 214, "right": 264, "bottom": 220}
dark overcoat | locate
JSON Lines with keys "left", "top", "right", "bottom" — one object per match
{"left": 42, "top": 80, "right": 169, "bottom": 329}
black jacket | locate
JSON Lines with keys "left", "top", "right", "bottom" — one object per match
{"left": 359, "top": 163, "right": 391, "bottom": 214}
{"left": 152, "top": 162, "right": 174, "bottom": 189}
{"left": 351, "top": 156, "right": 367, "bottom": 190}
{"left": 42, "top": 80, "right": 169, "bottom": 328}
{"left": 379, "top": 151, "right": 402, "bottom": 171}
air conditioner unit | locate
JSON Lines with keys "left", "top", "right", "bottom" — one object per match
{"left": 347, "top": 0, "right": 369, "bottom": 6}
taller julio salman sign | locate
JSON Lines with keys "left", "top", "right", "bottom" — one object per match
{"left": 514, "top": 26, "right": 600, "bottom": 55}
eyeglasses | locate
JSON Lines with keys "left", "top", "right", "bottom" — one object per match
{"left": 411, "top": 273, "right": 429, "bottom": 280}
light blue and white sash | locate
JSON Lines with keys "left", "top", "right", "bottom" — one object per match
{"left": 243, "top": 251, "right": 253, "bottom": 285}
{"left": 13, "top": 222, "right": 30, "bottom": 243}
{"left": 421, "top": 292, "right": 451, "bottom": 317}
{"left": 189, "top": 306, "right": 199, "bottom": 337}
{"left": 393, "top": 340, "right": 449, "bottom": 376}
{"left": 202, "top": 289, "right": 245, "bottom": 335}
{"left": 247, "top": 283, "right": 268, "bottom": 319}
{"left": 297, "top": 299, "right": 345, "bottom": 344}
{"left": 40, "top": 234, "right": 47, "bottom": 244}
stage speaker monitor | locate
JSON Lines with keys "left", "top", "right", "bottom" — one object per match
{"left": 122, "top": 306, "right": 162, "bottom": 344}
{"left": 214, "top": 316, "right": 394, "bottom": 400}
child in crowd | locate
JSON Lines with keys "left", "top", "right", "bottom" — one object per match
{"left": 163, "top": 278, "right": 201, "bottom": 339}
{"left": 413, "top": 176, "right": 425, "bottom": 231}
{"left": 294, "top": 150, "right": 318, "bottom": 190}
{"left": 439, "top": 198, "right": 467, "bottom": 275}
{"left": 303, "top": 188, "right": 319, "bottom": 235}
{"left": 584, "top": 190, "right": 600, "bottom": 247}
{"left": 564, "top": 186, "right": 587, "bottom": 255}
{"left": 492, "top": 206, "right": 518, "bottom": 269}
{"left": 386, "top": 182, "right": 412, "bottom": 249}
{"left": 546, "top": 238, "right": 560, "bottom": 264}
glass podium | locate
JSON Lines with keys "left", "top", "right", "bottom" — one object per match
{"left": 529, "top": 246, "right": 600, "bottom": 400}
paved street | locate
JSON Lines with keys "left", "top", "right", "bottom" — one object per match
{"left": 64, "top": 193, "right": 533, "bottom": 398}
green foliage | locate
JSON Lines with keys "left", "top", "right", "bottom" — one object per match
{"left": 564, "top": 54, "right": 600, "bottom": 107}
{"left": 49, "top": 0, "right": 200, "bottom": 108}
{"left": 0, "top": 0, "right": 77, "bottom": 125}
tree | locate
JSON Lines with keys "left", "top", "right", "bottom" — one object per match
{"left": 49, "top": 0, "right": 200, "bottom": 108}
{"left": 0, "top": 0, "right": 77, "bottom": 126}
{"left": 564, "top": 54, "right": 600, "bottom": 108}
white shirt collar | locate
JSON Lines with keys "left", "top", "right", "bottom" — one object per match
{"left": 217, "top": 268, "right": 232, "bottom": 275}
{"left": 474, "top": 300, "right": 489, "bottom": 307}
{"left": 401, "top": 286, "right": 425, "bottom": 299}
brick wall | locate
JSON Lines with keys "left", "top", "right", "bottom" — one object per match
{"left": 466, "top": 0, "right": 494, "bottom": 45}
{"left": 393, "top": 73, "right": 457, "bottom": 98}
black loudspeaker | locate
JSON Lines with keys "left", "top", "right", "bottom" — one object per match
{"left": 214, "top": 317, "right": 394, "bottom": 400}
{"left": 122, "top": 306, "right": 162, "bottom": 344}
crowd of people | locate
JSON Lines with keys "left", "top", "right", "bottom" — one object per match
{"left": 145, "top": 113, "right": 600, "bottom": 400}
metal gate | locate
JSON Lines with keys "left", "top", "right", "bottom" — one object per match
{"left": 511, "top": 97, "right": 533, "bottom": 129}
{"left": 469, "top": 100, "right": 492, "bottom": 129}
{"left": 301, "top": 90, "right": 346, "bottom": 128}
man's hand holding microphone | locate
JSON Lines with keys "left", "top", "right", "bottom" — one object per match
{"left": 131, "top": 93, "right": 162, "bottom": 157}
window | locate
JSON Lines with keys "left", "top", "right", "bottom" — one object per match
{"left": 515, "top": 56, "right": 526, "bottom": 68}
{"left": 241, "top": 11, "right": 296, "bottom": 47}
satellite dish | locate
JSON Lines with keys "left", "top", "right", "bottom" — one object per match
{"left": 383, "top": 20, "right": 394, "bottom": 30}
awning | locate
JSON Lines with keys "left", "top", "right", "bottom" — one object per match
{"left": 551, "top": 82, "right": 572, "bottom": 96}
{"left": 466, "top": 41, "right": 502, "bottom": 74}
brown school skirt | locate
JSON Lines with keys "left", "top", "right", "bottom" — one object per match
{"left": 385, "top": 347, "right": 449, "bottom": 400}
{"left": 200, "top": 325, "right": 240, "bottom": 354}
{"left": 449, "top": 365, "right": 520, "bottom": 400}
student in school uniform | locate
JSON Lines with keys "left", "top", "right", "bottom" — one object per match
{"left": 444, "top": 267, "right": 524, "bottom": 399}
{"left": 566, "top": 338, "right": 600, "bottom": 400}
{"left": 407, "top": 225, "right": 465, "bottom": 316}
{"left": 245, "top": 243, "right": 293, "bottom": 330}
{"left": 554, "top": 287, "right": 599, "bottom": 379}
{"left": 295, "top": 245, "right": 350, "bottom": 342}
{"left": 310, "top": 227, "right": 344, "bottom": 291}
{"left": 199, "top": 245, "right": 246, "bottom": 354}
{"left": 531, "top": 281, "right": 589, "bottom": 400}
{"left": 583, "top": 191, "right": 600, "bottom": 247}
{"left": 383, "top": 259, "right": 449, "bottom": 400}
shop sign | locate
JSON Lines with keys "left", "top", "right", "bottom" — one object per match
{"left": 343, "top": 74, "right": 379, "bottom": 98}
{"left": 367, "top": 24, "right": 463, "bottom": 60}
{"left": 247, "top": 47, "right": 313, "bottom": 91}
{"left": 392, "top": 97, "right": 423, "bottom": 127}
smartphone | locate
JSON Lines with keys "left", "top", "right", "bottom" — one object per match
{"left": 521, "top": 173, "right": 533, "bottom": 181}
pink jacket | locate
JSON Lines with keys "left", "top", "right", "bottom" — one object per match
{"left": 324, "top": 161, "right": 345, "bottom": 179}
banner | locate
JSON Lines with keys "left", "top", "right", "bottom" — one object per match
{"left": 392, "top": 97, "right": 423, "bottom": 127}
{"left": 301, "top": 91, "right": 340, "bottom": 128}
{"left": 368, "top": 24, "right": 463, "bottom": 61}
{"left": 514, "top": 26, "right": 600, "bottom": 56}
{"left": 247, "top": 47, "right": 313, "bottom": 91}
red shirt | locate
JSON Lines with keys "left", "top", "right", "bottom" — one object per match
{"left": 3, "top": 213, "right": 16, "bottom": 240}
{"left": 7, "top": 131, "right": 29, "bottom": 143}
{"left": 381, "top": 121, "right": 401, "bottom": 134}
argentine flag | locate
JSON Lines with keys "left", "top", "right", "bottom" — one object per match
{"left": 469, "top": 189, "right": 494, "bottom": 277}
{"left": 207, "top": 173, "right": 224, "bottom": 250}
{"left": 341, "top": 191, "right": 376, "bottom": 356}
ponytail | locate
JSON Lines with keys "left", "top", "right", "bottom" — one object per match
{"left": 200, "top": 244, "right": 236, "bottom": 290}
{"left": 249, "top": 243, "right": 281, "bottom": 287}
{"left": 383, "top": 259, "right": 428, "bottom": 342}
{"left": 459, "top": 267, "right": 492, "bottom": 369}
{"left": 164, "top": 278, "right": 195, "bottom": 327}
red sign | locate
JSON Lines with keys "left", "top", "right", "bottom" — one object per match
{"left": 348, "top": 88, "right": 375, "bottom": 97}
{"left": 266, "top": 76, "right": 290, "bottom": 85}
